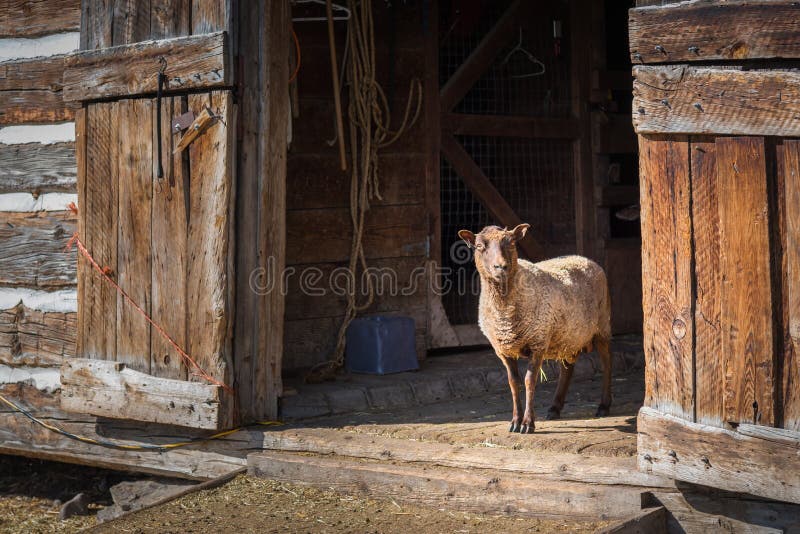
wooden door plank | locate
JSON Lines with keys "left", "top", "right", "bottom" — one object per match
{"left": 186, "top": 91, "right": 234, "bottom": 391}
{"left": 81, "top": 0, "right": 113, "bottom": 50}
{"left": 150, "top": 96, "right": 188, "bottom": 380}
{"left": 630, "top": 1, "right": 800, "bottom": 64}
{"left": 150, "top": 0, "right": 190, "bottom": 39}
{"left": 191, "top": 0, "right": 231, "bottom": 34}
{"left": 439, "top": 0, "right": 525, "bottom": 112}
{"left": 716, "top": 136, "right": 776, "bottom": 426}
{"left": 690, "top": 138, "right": 723, "bottom": 427}
{"left": 115, "top": 98, "right": 153, "bottom": 373}
{"left": 80, "top": 102, "right": 118, "bottom": 361}
{"left": 782, "top": 140, "right": 800, "bottom": 430}
{"left": 633, "top": 66, "right": 800, "bottom": 137}
{"left": 112, "top": 0, "right": 151, "bottom": 46}
{"left": 439, "top": 134, "right": 544, "bottom": 261}
{"left": 638, "top": 135, "right": 693, "bottom": 420}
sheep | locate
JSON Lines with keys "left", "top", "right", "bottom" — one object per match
{"left": 457, "top": 224, "right": 612, "bottom": 434}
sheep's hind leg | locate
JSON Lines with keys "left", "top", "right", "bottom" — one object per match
{"left": 521, "top": 354, "right": 544, "bottom": 434}
{"left": 547, "top": 360, "right": 575, "bottom": 420}
{"left": 499, "top": 355, "right": 524, "bottom": 432}
{"left": 595, "top": 335, "right": 613, "bottom": 417}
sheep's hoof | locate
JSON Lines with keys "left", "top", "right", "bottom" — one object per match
{"left": 595, "top": 405, "right": 610, "bottom": 417}
{"left": 509, "top": 421, "right": 521, "bottom": 433}
{"left": 520, "top": 423, "right": 535, "bottom": 434}
{"left": 546, "top": 407, "right": 561, "bottom": 420}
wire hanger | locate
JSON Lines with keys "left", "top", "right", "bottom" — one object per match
{"left": 292, "top": 0, "right": 351, "bottom": 22}
{"left": 501, "top": 28, "right": 546, "bottom": 79}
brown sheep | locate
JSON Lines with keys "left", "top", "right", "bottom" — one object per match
{"left": 457, "top": 224, "right": 612, "bottom": 434}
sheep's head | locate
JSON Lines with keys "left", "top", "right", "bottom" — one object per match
{"left": 457, "top": 224, "right": 530, "bottom": 284}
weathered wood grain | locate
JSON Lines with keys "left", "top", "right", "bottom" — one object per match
{"left": 74, "top": 108, "right": 86, "bottom": 357}
{"left": 633, "top": 66, "right": 800, "bottom": 137}
{"left": 191, "top": 0, "right": 231, "bottom": 34}
{"left": 0, "top": 142, "right": 76, "bottom": 194}
{"left": 716, "top": 137, "right": 775, "bottom": 426}
{"left": 111, "top": 0, "right": 151, "bottom": 46}
{"left": 0, "top": 305, "right": 76, "bottom": 367}
{"left": 630, "top": 1, "right": 800, "bottom": 64}
{"left": 61, "top": 358, "right": 229, "bottom": 429}
{"left": 690, "top": 137, "right": 723, "bottom": 427}
{"left": 638, "top": 406, "right": 800, "bottom": 504}
{"left": 0, "top": 211, "right": 77, "bottom": 288}
{"left": 0, "top": 91, "right": 75, "bottom": 126}
{"left": 150, "top": 96, "right": 187, "bottom": 380}
{"left": 80, "top": 0, "right": 113, "bottom": 50}
{"left": 638, "top": 135, "right": 693, "bottom": 420}
{"left": 186, "top": 91, "right": 234, "bottom": 396}
{"left": 63, "top": 31, "right": 230, "bottom": 102}
{"left": 0, "top": 0, "right": 80, "bottom": 38}
{"left": 782, "top": 140, "right": 800, "bottom": 430}
{"left": 594, "top": 507, "right": 667, "bottom": 534}
{"left": 78, "top": 102, "right": 117, "bottom": 361}
{"left": 150, "top": 0, "right": 190, "bottom": 39}
{"left": 248, "top": 451, "right": 646, "bottom": 521}
{"left": 115, "top": 98, "right": 152, "bottom": 373}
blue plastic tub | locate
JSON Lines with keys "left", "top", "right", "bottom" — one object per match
{"left": 344, "top": 316, "right": 419, "bottom": 375}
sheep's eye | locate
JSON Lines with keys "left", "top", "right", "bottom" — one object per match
{"left": 475, "top": 243, "right": 485, "bottom": 251}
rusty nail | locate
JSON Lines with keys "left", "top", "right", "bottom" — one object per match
{"left": 643, "top": 454, "right": 653, "bottom": 462}
{"left": 660, "top": 98, "right": 671, "bottom": 109}
{"left": 632, "top": 52, "right": 642, "bottom": 61}
{"left": 638, "top": 107, "right": 646, "bottom": 114}
{"left": 668, "top": 450, "right": 677, "bottom": 459}
{"left": 701, "top": 456, "right": 711, "bottom": 468}
{"left": 655, "top": 45, "right": 666, "bottom": 54}
{"left": 688, "top": 46, "right": 700, "bottom": 54}
{"left": 694, "top": 102, "right": 704, "bottom": 112}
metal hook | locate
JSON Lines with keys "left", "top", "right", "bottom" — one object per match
{"left": 158, "top": 56, "right": 167, "bottom": 74}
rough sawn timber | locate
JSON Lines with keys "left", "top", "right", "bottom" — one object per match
{"left": 0, "top": 142, "right": 77, "bottom": 194}
{"left": 633, "top": 66, "right": 800, "bottom": 137}
{"left": 60, "top": 358, "right": 232, "bottom": 430}
{"left": 62, "top": 31, "right": 230, "bottom": 102}
{"left": 629, "top": 0, "right": 800, "bottom": 64}
{"left": 0, "top": 305, "right": 76, "bottom": 367}
{"left": 637, "top": 406, "right": 800, "bottom": 504}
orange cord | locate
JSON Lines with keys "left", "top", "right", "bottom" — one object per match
{"left": 66, "top": 203, "right": 233, "bottom": 395}
{"left": 289, "top": 27, "right": 301, "bottom": 84}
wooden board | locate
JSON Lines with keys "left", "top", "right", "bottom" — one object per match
{"left": 115, "top": 98, "right": 152, "bottom": 373}
{"left": 0, "top": 211, "right": 76, "bottom": 288}
{"left": 248, "top": 451, "right": 646, "bottom": 521}
{"left": 633, "top": 66, "right": 800, "bottom": 137}
{"left": 638, "top": 135, "right": 693, "bottom": 420}
{"left": 0, "top": 0, "right": 80, "bottom": 38}
{"left": 150, "top": 96, "right": 188, "bottom": 380}
{"left": 637, "top": 406, "right": 800, "bottom": 504}
{"left": 716, "top": 137, "right": 775, "bottom": 426}
{"left": 61, "top": 358, "right": 230, "bottom": 430}
{"left": 782, "top": 140, "right": 800, "bottom": 430}
{"left": 0, "top": 305, "right": 76, "bottom": 367}
{"left": 63, "top": 31, "right": 230, "bottom": 103}
{"left": 690, "top": 138, "right": 723, "bottom": 427}
{"left": 629, "top": 1, "right": 800, "bottom": 64}
{"left": 0, "top": 142, "right": 76, "bottom": 194}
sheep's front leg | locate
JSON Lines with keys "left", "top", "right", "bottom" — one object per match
{"left": 521, "top": 354, "right": 544, "bottom": 434}
{"left": 499, "top": 355, "right": 523, "bottom": 433}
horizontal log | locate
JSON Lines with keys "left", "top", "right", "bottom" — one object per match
{"left": 633, "top": 66, "right": 800, "bottom": 136}
{"left": 637, "top": 406, "right": 800, "bottom": 504}
{"left": 0, "top": 211, "right": 77, "bottom": 287}
{"left": 0, "top": 304, "right": 75, "bottom": 367}
{"left": 62, "top": 31, "right": 230, "bottom": 102}
{"left": 0, "top": 142, "right": 76, "bottom": 194}
{"left": 0, "top": 0, "right": 80, "bottom": 38}
{"left": 441, "top": 113, "right": 580, "bottom": 139}
{"left": 630, "top": 0, "right": 800, "bottom": 63}
{"left": 60, "top": 359, "right": 232, "bottom": 430}
{"left": 0, "top": 54, "right": 75, "bottom": 125}
{"left": 0, "top": 91, "right": 76, "bottom": 125}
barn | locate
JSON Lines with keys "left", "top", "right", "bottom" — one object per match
{"left": 0, "top": 0, "right": 798, "bottom": 530}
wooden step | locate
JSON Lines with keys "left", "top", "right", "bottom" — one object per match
{"left": 247, "top": 450, "right": 648, "bottom": 521}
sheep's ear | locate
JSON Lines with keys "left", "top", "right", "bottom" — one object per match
{"left": 511, "top": 223, "right": 530, "bottom": 241}
{"left": 458, "top": 229, "right": 476, "bottom": 248}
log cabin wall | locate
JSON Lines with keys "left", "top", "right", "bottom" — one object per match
{"left": 630, "top": 0, "right": 800, "bottom": 504}
{"left": 283, "top": 3, "right": 430, "bottom": 372}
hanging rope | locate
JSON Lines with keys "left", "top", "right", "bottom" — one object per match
{"left": 305, "top": 0, "right": 423, "bottom": 383}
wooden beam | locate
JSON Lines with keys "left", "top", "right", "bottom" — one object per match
{"left": 0, "top": 211, "right": 77, "bottom": 288}
{"left": 633, "top": 66, "right": 800, "bottom": 136}
{"left": 60, "top": 358, "right": 233, "bottom": 430}
{"left": 441, "top": 113, "right": 580, "bottom": 139}
{"left": 0, "top": 305, "right": 76, "bottom": 367}
{"left": 248, "top": 451, "right": 647, "bottom": 521}
{"left": 439, "top": 134, "right": 544, "bottom": 260}
{"left": 0, "top": 0, "right": 80, "bottom": 38}
{"left": 784, "top": 140, "right": 800, "bottom": 431}
{"left": 637, "top": 406, "right": 800, "bottom": 504}
{"left": 594, "top": 507, "right": 667, "bottom": 534}
{"left": 629, "top": 0, "right": 800, "bottom": 64}
{"left": 63, "top": 31, "right": 230, "bottom": 102}
{"left": 0, "top": 54, "right": 75, "bottom": 125}
{"left": 0, "top": 142, "right": 76, "bottom": 194}
{"left": 439, "top": 0, "right": 525, "bottom": 112}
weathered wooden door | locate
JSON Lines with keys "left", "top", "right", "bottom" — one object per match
{"left": 630, "top": 0, "right": 800, "bottom": 504}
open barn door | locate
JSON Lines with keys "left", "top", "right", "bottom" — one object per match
{"left": 630, "top": 0, "right": 800, "bottom": 504}
{"left": 434, "top": 0, "right": 595, "bottom": 330}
